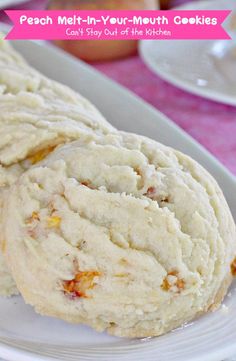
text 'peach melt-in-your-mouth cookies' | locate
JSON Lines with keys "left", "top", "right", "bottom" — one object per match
{"left": 63, "top": 271, "right": 101, "bottom": 298}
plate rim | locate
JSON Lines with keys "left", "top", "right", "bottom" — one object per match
{"left": 0, "top": 37, "right": 235, "bottom": 361}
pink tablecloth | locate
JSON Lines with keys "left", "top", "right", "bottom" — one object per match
{"left": 95, "top": 57, "right": 236, "bottom": 176}
{"left": 1, "top": 0, "right": 236, "bottom": 176}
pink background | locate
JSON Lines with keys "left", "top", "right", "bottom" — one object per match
{"left": 1, "top": 0, "right": 236, "bottom": 176}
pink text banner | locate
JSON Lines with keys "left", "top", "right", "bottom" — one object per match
{"left": 5, "top": 10, "right": 231, "bottom": 40}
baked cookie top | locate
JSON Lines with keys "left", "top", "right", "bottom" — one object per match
{"left": 0, "top": 37, "right": 114, "bottom": 296}
{"left": 3, "top": 132, "right": 236, "bottom": 337}
{"left": 0, "top": 41, "right": 114, "bottom": 166}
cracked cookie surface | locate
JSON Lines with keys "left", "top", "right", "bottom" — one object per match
{"left": 3, "top": 132, "right": 236, "bottom": 337}
{"left": 0, "top": 36, "right": 114, "bottom": 296}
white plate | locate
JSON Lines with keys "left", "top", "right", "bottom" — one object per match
{"left": 139, "top": 0, "right": 236, "bottom": 106}
{"left": 0, "top": 0, "right": 27, "bottom": 9}
{"left": 0, "top": 38, "right": 235, "bottom": 361}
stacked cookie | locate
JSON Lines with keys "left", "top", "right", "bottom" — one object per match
{"left": 0, "top": 37, "right": 114, "bottom": 296}
{"left": 1, "top": 38, "right": 236, "bottom": 338}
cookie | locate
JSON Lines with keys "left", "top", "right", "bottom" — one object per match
{"left": 0, "top": 38, "right": 115, "bottom": 296}
{"left": 3, "top": 132, "right": 235, "bottom": 336}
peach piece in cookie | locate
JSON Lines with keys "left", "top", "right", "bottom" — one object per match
{"left": 3, "top": 131, "right": 236, "bottom": 337}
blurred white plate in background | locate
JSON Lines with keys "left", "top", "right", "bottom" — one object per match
{"left": 0, "top": 0, "right": 28, "bottom": 9}
{"left": 139, "top": 0, "right": 236, "bottom": 106}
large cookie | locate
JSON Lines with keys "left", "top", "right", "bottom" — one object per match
{"left": 0, "top": 37, "right": 114, "bottom": 296}
{"left": 3, "top": 132, "right": 235, "bottom": 336}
